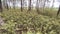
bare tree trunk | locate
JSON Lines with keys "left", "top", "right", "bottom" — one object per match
{"left": 13, "top": 0, "right": 15, "bottom": 9}
{"left": 36, "top": 0, "right": 40, "bottom": 14}
{"left": 9, "top": 0, "right": 11, "bottom": 9}
{"left": 21, "top": 0, "right": 23, "bottom": 11}
{"left": 6, "top": 3, "right": 9, "bottom": 10}
{"left": 6, "top": 0, "right": 9, "bottom": 10}
{"left": 43, "top": 0, "right": 46, "bottom": 12}
{"left": 28, "top": 0, "right": 31, "bottom": 11}
{"left": 0, "top": 0, "right": 2, "bottom": 12}
{"left": 57, "top": 5, "right": 60, "bottom": 16}
{"left": 52, "top": 0, "right": 55, "bottom": 8}
{"left": 3, "top": 0, "right": 8, "bottom": 10}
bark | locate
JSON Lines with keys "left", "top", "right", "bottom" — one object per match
{"left": 57, "top": 6, "right": 60, "bottom": 16}
{"left": 0, "top": 0, "right": 2, "bottom": 12}
{"left": 13, "top": 0, "right": 15, "bottom": 9}
{"left": 28, "top": 0, "right": 31, "bottom": 11}
{"left": 43, "top": 0, "right": 46, "bottom": 11}
{"left": 21, "top": 0, "right": 23, "bottom": 11}
{"left": 52, "top": 0, "right": 55, "bottom": 8}
{"left": 36, "top": 0, "right": 39, "bottom": 12}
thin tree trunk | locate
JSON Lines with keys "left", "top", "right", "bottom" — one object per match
{"left": 36, "top": 0, "right": 40, "bottom": 14}
{"left": 57, "top": 5, "right": 60, "bottom": 16}
{"left": 52, "top": 0, "right": 55, "bottom": 8}
{"left": 43, "top": 0, "right": 46, "bottom": 12}
{"left": 36, "top": 0, "right": 39, "bottom": 11}
{"left": 21, "top": 0, "right": 23, "bottom": 11}
{"left": 0, "top": 0, "right": 2, "bottom": 12}
{"left": 28, "top": 0, "right": 31, "bottom": 11}
{"left": 6, "top": 0, "right": 9, "bottom": 10}
{"left": 13, "top": 0, "right": 15, "bottom": 9}
{"left": 6, "top": 3, "right": 9, "bottom": 10}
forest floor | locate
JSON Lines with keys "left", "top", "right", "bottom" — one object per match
{"left": 0, "top": 8, "right": 60, "bottom": 34}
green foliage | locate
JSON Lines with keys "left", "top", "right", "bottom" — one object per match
{"left": 0, "top": 8, "right": 60, "bottom": 34}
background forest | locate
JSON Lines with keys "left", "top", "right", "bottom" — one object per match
{"left": 0, "top": 0, "right": 60, "bottom": 34}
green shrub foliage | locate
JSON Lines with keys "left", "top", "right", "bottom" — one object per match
{"left": 0, "top": 9, "right": 60, "bottom": 34}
